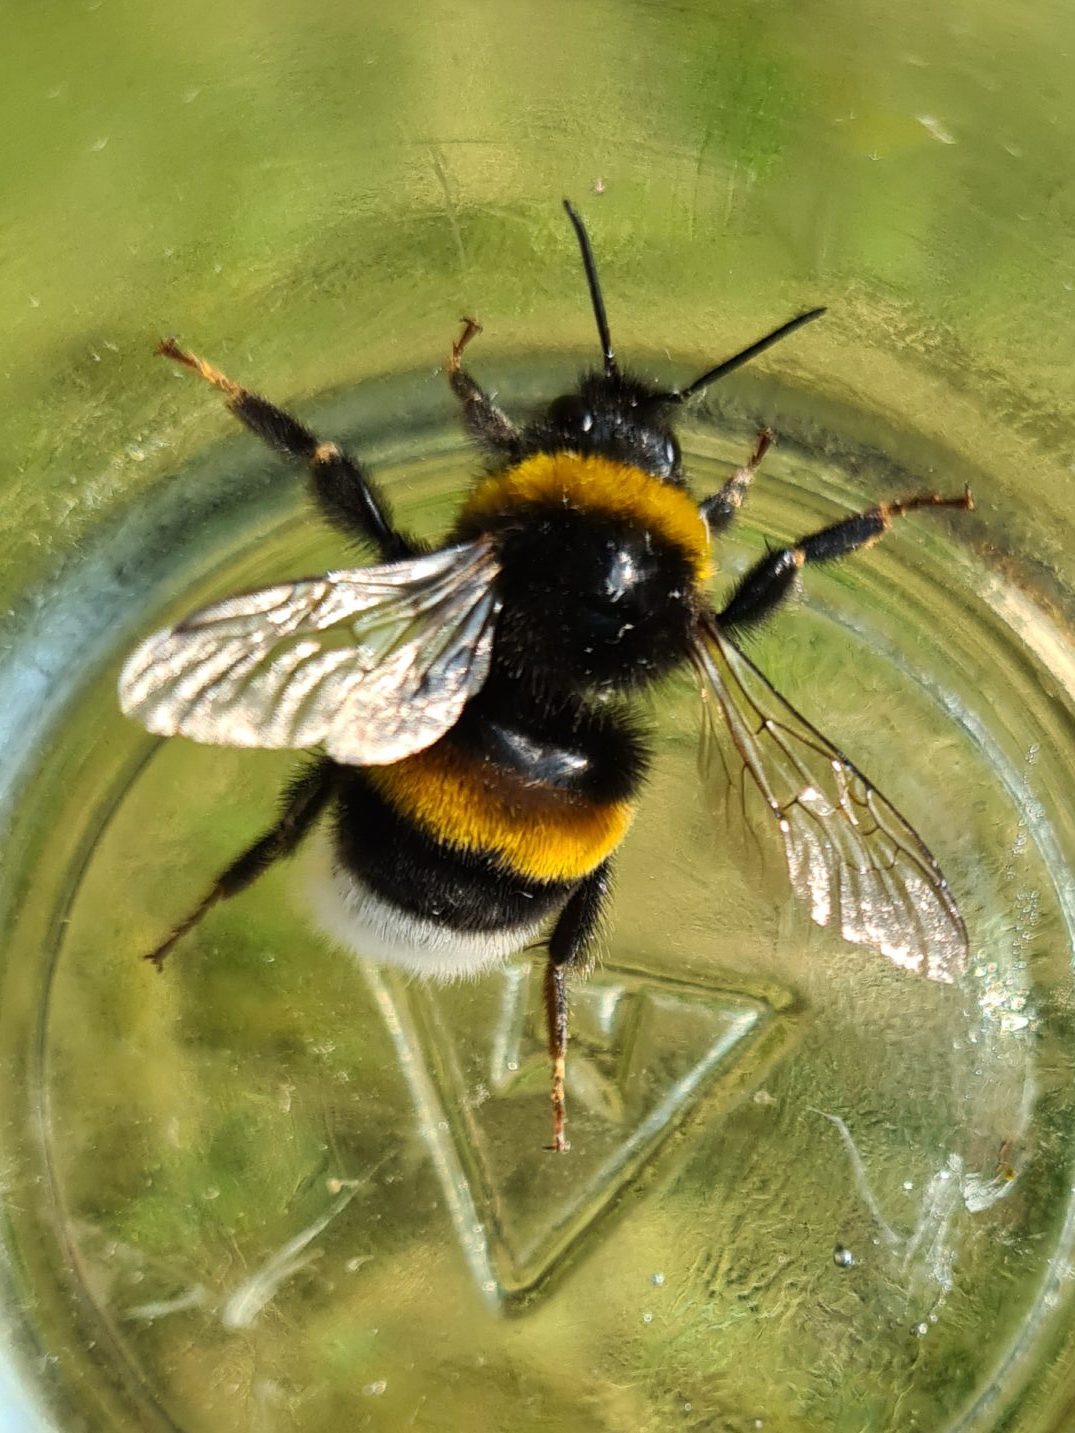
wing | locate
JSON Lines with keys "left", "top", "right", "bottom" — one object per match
{"left": 691, "top": 613, "right": 968, "bottom": 982}
{"left": 119, "top": 540, "right": 502, "bottom": 766}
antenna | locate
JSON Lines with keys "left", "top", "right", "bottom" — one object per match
{"left": 562, "top": 199, "right": 618, "bottom": 379}
{"left": 665, "top": 307, "right": 826, "bottom": 403}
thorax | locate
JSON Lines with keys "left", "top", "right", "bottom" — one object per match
{"left": 451, "top": 451, "right": 711, "bottom": 694}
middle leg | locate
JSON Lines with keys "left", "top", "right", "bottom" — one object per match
{"left": 716, "top": 487, "right": 973, "bottom": 633}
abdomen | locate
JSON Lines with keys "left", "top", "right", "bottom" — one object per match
{"left": 307, "top": 717, "right": 639, "bottom": 981}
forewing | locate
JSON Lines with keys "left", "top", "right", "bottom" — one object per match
{"left": 119, "top": 541, "right": 502, "bottom": 765}
{"left": 692, "top": 614, "right": 967, "bottom": 982}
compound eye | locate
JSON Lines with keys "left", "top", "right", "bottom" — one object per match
{"left": 547, "top": 394, "right": 595, "bottom": 433}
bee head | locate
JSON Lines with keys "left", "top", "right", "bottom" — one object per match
{"left": 551, "top": 200, "right": 824, "bottom": 476}
{"left": 528, "top": 374, "right": 682, "bottom": 482}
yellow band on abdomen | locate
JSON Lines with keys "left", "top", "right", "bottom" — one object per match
{"left": 367, "top": 743, "right": 634, "bottom": 883}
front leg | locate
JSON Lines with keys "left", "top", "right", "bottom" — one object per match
{"left": 446, "top": 318, "right": 522, "bottom": 462}
{"left": 544, "top": 859, "right": 613, "bottom": 1152}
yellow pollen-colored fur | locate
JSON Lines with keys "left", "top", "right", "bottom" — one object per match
{"left": 460, "top": 451, "right": 711, "bottom": 584}
{"left": 368, "top": 742, "right": 634, "bottom": 883}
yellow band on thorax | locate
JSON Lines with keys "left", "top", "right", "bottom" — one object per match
{"left": 460, "top": 452, "right": 711, "bottom": 584}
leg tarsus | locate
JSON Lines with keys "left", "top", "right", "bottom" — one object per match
{"left": 879, "top": 485, "right": 974, "bottom": 522}
{"left": 143, "top": 760, "right": 336, "bottom": 971}
{"left": 157, "top": 338, "right": 243, "bottom": 400}
{"left": 701, "top": 428, "right": 774, "bottom": 534}
{"left": 542, "top": 860, "right": 613, "bottom": 1153}
{"left": 448, "top": 316, "right": 483, "bottom": 375}
{"left": 544, "top": 963, "right": 569, "bottom": 1153}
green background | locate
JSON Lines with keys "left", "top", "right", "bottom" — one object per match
{"left": 2, "top": 2, "right": 1075, "bottom": 1430}
{"left": 3, "top": 0, "right": 1074, "bottom": 609}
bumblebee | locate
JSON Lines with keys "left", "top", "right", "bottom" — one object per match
{"left": 120, "top": 201, "right": 972, "bottom": 1151}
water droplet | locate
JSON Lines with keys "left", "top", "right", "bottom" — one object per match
{"left": 641, "top": 1311, "right": 653, "bottom": 1325}
{"left": 911, "top": 1321, "right": 930, "bottom": 1338}
{"left": 833, "top": 1244, "right": 855, "bottom": 1268}
{"left": 362, "top": 1380, "right": 387, "bottom": 1396}
{"left": 650, "top": 1271, "right": 665, "bottom": 1287}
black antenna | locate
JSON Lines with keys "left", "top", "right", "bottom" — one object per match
{"left": 562, "top": 199, "right": 618, "bottom": 379}
{"left": 665, "top": 307, "right": 826, "bottom": 404}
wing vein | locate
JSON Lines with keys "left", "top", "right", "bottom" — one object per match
{"left": 691, "top": 612, "right": 967, "bottom": 982}
{"left": 120, "top": 540, "right": 503, "bottom": 766}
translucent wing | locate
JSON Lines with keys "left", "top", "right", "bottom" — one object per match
{"left": 119, "top": 541, "right": 502, "bottom": 766}
{"left": 692, "top": 613, "right": 968, "bottom": 982}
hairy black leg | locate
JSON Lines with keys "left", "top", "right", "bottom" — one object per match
{"left": 157, "top": 340, "right": 413, "bottom": 560}
{"left": 543, "top": 859, "right": 613, "bottom": 1152}
{"left": 700, "top": 429, "right": 774, "bottom": 535}
{"left": 717, "top": 487, "right": 974, "bottom": 632}
{"left": 143, "top": 759, "right": 337, "bottom": 971}
{"left": 446, "top": 318, "right": 522, "bottom": 461}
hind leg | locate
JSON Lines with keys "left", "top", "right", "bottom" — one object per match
{"left": 143, "top": 759, "right": 336, "bottom": 969}
{"left": 158, "top": 340, "right": 414, "bottom": 560}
